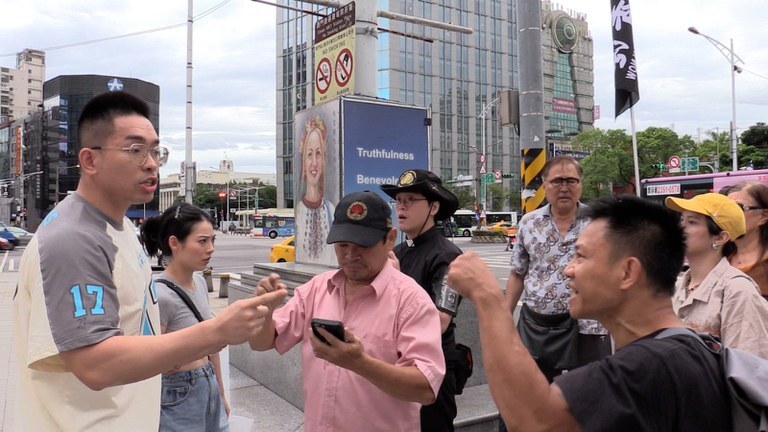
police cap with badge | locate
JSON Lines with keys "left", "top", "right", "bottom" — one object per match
{"left": 380, "top": 169, "right": 459, "bottom": 220}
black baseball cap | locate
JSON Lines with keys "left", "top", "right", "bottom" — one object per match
{"left": 326, "top": 191, "right": 393, "bottom": 247}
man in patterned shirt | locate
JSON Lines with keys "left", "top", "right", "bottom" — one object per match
{"left": 505, "top": 156, "right": 610, "bottom": 384}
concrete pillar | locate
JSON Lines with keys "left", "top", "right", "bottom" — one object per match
{"left": 203, "top": 268, "right": 214, "bottom": 293}
{"left": 353, "top": 0, "right": 378, "bottom": 98}
{"left": 517, "top": 0, "right": 547, "bottom": 213}
{"left": 219, "top": 274, "right": 230, "bottom": 298}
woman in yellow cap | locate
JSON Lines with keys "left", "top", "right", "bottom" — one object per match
{"left": 665, "top": 193, "right": 768, "bottom": 359}
{"left": 720, "top": 181, "right": 768, "bottom": 301}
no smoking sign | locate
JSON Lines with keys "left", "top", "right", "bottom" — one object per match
{"left": 315, "top": 58, "right": 332, "bottom": 94}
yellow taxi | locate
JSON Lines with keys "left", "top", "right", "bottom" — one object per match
{"left": 269, "top": 235, "right": 295, "bottom": 263}
{"left": 488, "top": 221, "right": 515, "bottom": 234}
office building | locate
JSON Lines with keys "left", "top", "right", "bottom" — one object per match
{"left": 275, "top": 0, "right": 594, "bottom": 210}
{"left": 1, "top": 75, "right": 160, "bottom": 229}
{"left": 0, "top": 49, "right": 45, "bottom": 124}
{"left": 541, "top": 1, "right": 594, "bottom": 153}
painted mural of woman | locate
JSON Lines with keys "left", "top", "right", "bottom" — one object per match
{"left": 295, "top": 115, "right": 337, "bottom": 265}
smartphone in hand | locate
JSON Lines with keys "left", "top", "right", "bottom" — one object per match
{"left": 311, "top": 318, "right": 346, "bottom": 345}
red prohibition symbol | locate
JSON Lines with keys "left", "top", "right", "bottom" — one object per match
{"left": 335, "top": 48, "right": 353, "bottom": 87}
{"left": 316, "top": 58, "right": 332, "bottom": 94}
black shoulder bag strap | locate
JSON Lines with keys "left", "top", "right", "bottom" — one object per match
{"left": 654, "top": 327, "right": 721, "bottom": 354}
{"left": 155, "top": 278, "right": 205, "bottom": 322}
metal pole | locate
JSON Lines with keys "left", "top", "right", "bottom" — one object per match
{"left": 716, "top": 138, "right": 720, "bottom": 172}
{"left": 19, "top": 126, "right": 24, "bottom": 228}
{"left": 376, "top": 10, "right": 473, "bottom": 34}
{"left": 630, "top": 108, "right": 641, "bottom": 196}
{"left": 518, "top": 0, "right": 546, "bottom": 213}
{"left": 688, "top": 28, "right": 743, "bottom": 172}
{"left": 225, "top": 172, "right": 230, "bottom": 224}
{"left": 55, "top": 166, "right": 59, "bottom": 205}
{"left": 481, "top": 101, "right": 487, "bottom": 211}
{"left": 184, "top": 0, "right": 194, "bottom": 203}
{"left": 730, "top": 38, "right": 738, "bottom": 171}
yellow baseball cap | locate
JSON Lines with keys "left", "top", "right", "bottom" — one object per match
{"left": 665, "top": 193, "right": 746, "bottom": 240}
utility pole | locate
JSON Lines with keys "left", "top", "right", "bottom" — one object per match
{"left": 19, "top": 126, "right": 25, "bottom": 228}
{"left": 688, "top": 27, "right": 744, "bottom": 171}
{"left": 184, "top": 0, "right": 195, "bottom": 203}
{"left": 479, "top": 98, "right": 500, "bottom": 211}
{"left": 518, "top": 0, "right": 546, "bottom": 213}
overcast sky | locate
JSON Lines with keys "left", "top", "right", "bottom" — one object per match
{"left": 1, "top": 0, "right": 766, "bottom": 177}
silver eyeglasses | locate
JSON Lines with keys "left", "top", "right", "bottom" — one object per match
{"left": 91, "top": 143, "right": 170, "bottom": 167}
{"left": 394, "top": 196, "right": 429, "bottom": 208}
{"left": 735, "top": 202, "right": 764, "bottom": 212}
{"left": 548, "top": 177, "right": 581, "bottom": 187}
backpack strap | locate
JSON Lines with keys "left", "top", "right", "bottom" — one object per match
{"left": 654, "top": 327, "right": 721, "bottom": 354}
{"left": 657, "top": 328, "right": 768, "bottom": 431}
{"left": 155, "top": 278, "right": 205, "bottom": 323}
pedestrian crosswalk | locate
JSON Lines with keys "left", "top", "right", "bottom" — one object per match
{"left": 461, "top": 247, "right": 513, "bottom": 284}
{"left": 478, "top": 250, "right": 512, "bottom": 270}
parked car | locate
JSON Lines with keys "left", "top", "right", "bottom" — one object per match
{"left": 0, "top": 237, "right": 11, "bottom": 251}
{"left": 269, "top": 236, "right": 295, "bottom": 263}
{"left": 6, "top": 226, "right": 33, "bottom": 246}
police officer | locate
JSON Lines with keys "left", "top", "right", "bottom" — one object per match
{"left": 381, "top": 169, "right": 463, "bottom": 432}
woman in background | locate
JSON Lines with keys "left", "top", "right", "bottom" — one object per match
{"left": 141, "top": 203, "right": 229, "bottom": 431}
{"left": 721, "top": 181, "right": 768, "bottom": 300}
{"left": 295, "top": 115, "right": 336, "bottom": 264}
{"left": 666, "top": 193, "right": 768, "bottom": 359}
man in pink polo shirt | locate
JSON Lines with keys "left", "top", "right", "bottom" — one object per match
{"left": 250, "top": 190, "right": 445, "bottom": 432}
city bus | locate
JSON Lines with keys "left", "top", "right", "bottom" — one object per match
{"left": 236, "top": 208, "right": 295, "bottom": 238}
{"left": 640, "top": 169, "right": 768, "bottom": 203}
{"left": 451, "top": 209, "right": 477, "bottom": 237}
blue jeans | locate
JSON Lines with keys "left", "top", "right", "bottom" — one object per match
{"left": 160, "top": 362, "right": 228, "bottom": 432}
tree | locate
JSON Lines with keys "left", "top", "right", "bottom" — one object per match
{"left": 736, "top": 123, "right": 768, "bottom": 169}
{"left": 258, "top": 185, "right": 277, "bottom": 209}
{"left": 741, "top": 122, "right": 768, "bottom": 149}
{"left": 571, "top": 129, "right": 632, "bottom": 199}
{"left": 192, "top": 184, "right": 223, "bottom": 211}
{"left": 444, "top": 184, "right": 476, "bottom": 210}
{"left": 735, "top": 146, "right": 768, "bottom": 170}
{"left": 486, "top": 183, "right": 520, "bottom": 212}
{"left": 691, "top": 130, "right": 729, "bottom": 172}
{"left": 572, "top": 127, "right": 695, "bottom": 200}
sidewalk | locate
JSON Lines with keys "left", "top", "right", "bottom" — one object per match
{"left": 0, "top": 270, "right": 304, "bottom": 432}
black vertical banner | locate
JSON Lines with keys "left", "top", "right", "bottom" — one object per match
{"left": 611, "top": 0, "right": 639, "bottom": 118}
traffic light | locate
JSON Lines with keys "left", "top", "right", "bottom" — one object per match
{"left": 652, "top": 163, "right": 665, "bottom": 170}
{"left": 502, "top": 173, "right": 515, "bottom": 179}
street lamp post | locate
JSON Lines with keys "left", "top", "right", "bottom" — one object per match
{"left": 247, "top": 186, "right": 265, "bottom": 212}
{"left": 463, "top": 143, "right": 481, "bottom": 210}
{"left": 478, "top": 97, "right": 500, "bottom": 211}
{"left": 689, "top": 26, "right": 744, "bottom": 171}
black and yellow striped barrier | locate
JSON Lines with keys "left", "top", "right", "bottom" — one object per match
{"left": 521, "top": 148, "right": 546, "bottom": 213}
